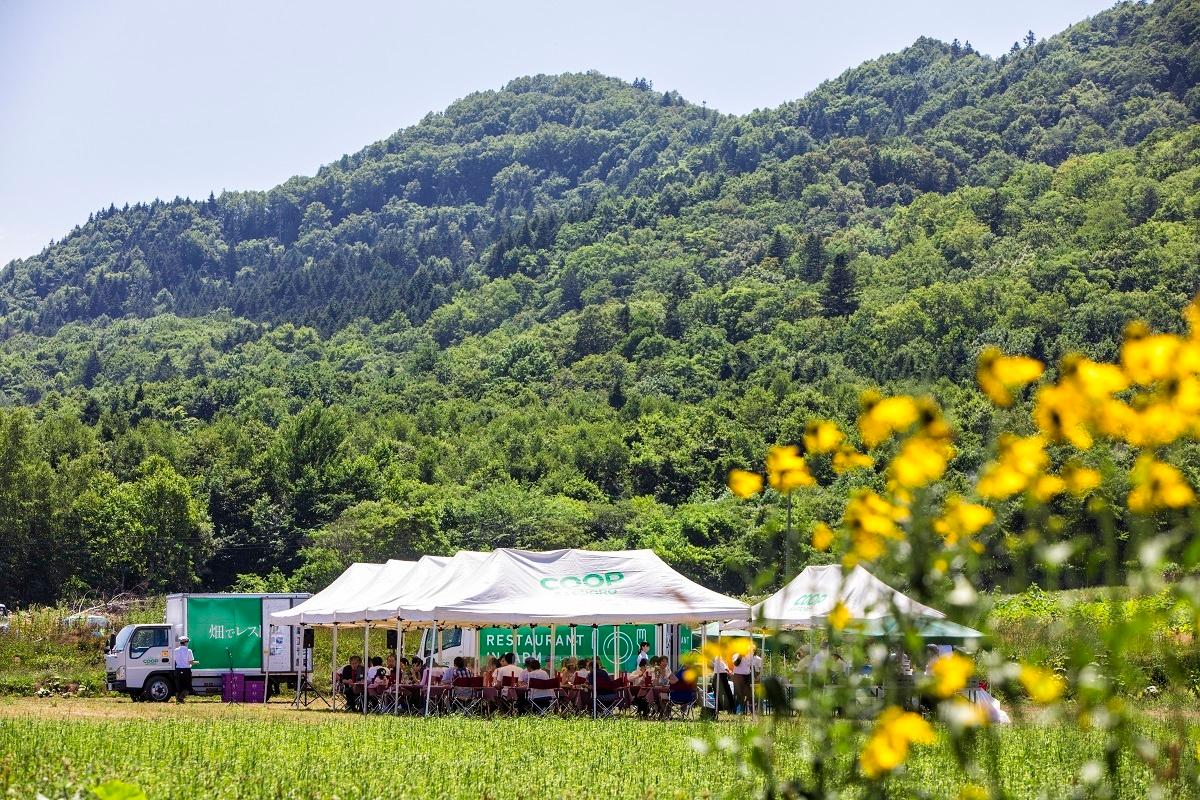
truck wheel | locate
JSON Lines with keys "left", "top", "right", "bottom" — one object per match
{"left": 144, "top": 675, "right": 173, "bottom": 702}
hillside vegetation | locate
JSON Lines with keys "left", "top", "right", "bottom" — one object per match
{"left": 1, "top": 0, "right": 1199, "bottom": 604}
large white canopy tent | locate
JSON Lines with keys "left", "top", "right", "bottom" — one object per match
{"left": 269, "top": 547, "right": 750, "bottom": 717}
{"left": 751, "top": 564, "right": 947, "bottom": 630}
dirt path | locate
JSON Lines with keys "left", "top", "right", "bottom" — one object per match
{"left": 0, "top": 696, "right": 358, "bottom": 724}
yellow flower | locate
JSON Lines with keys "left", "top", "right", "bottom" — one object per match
{"left": 859, "top": 392, "right": 920, "bottom": 448}
{"left": 803, "top": 420, "right": 845, "bottom": 455}
{"left": 766, "top": 445, "right": 816, "bottom": 493}
{"left": 1128, "top": 454, "right": 1196, "bottom": 513}
{"left": 1033, "top": 382, "right": 1094, "bottom": 450}
{"left": 958, "top": 784, "right": 989, "bottom": 800}
{"left": 812, "top": 522, "right": 835, "bottom": 552}
{"left": 934, "top": 496, "right": 994, "bottom": 546}
{"left": 977, "top": 347, "right": 1044, "bottom": 407}
{"left": 1060, "top": 354, "right": 1130, "bottom": 399}
{"left": 832, "top": 445, "right": 873, "bottom": 473}
{"left": 889, "top": 435, "right": 953, "bottom": 489}
{"left": 859, "top": 706, "right": 935, "bottom": 779}
{"left": 977, "top": 435, "right": 1048, "bottom": 500}
{"left": 1031, "top": 474, "right": 1066, "bottom": 502}
{"left": 843, "top": 489, "right": 908, "bottom": 561}
{"left": 930, "top": 652, "right": 974, "bottom": 698}
{"left": 829, "top": 601, "right": 851, "bottom": 631}
{"left": 1063, "top": 465, "right": 1101, "bottom": 496}
{"left": 1121, "top": 322, "right": 1184, "bottom": 385}
{"left": 727, "top": 468, "right": 764, "bottom": 499}
{"left": 1019, "top": 664, "right": 1065, "bottom": 704}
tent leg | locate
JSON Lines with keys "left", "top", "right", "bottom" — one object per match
{"left": 263, "top": 624, "right": 271, "bottom": 705}
{"left": 363, "top": 622, "right": 370, "bottom": 717}
{"left": 570, "top": 624, "right": 576, "bottom": 659}
{"left": 549, "top": 623, "right": 556, "bottom": 678}
{"left": 331, "top": 625, "right": 339, "bottom": 711}
{"left": 715, "top": 620, "right": 722, "bottom": 720}
{"left": 293, "top": 624, "right": 304, "bottom": 708}
{"left": 592, "top": 625, "right": 598, "bottom": 719}
{"left": 398, "top": 618, "right": 408, "bottom": 714}
{"left": 424, "top": 621, "right": 436, "bottom": 717}
{"left": 701, "top": 621, "right": 709, "bottom": 719}
{"left": 613, "top": 624, "right": 619, "bottom": 676}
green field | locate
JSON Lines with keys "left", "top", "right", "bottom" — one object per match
{"left": 0, "top": 698, "right": 1187, "bottom": 800}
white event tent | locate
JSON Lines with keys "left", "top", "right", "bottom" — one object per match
{"left": 751, "top": 564, "right": 946, "bottom": 629}
{"left": 269, "top": 547, "right": 750, "bottom": 717}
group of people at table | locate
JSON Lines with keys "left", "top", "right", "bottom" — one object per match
{"left": 335, "top": 643, "right": 702, "bottom": 717}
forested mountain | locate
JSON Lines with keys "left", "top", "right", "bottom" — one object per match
{"left": 2, "top": 0, "right": 1199, "bottom": 604}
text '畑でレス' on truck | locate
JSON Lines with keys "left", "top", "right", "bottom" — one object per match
{"left": 105, "top": 593, "right": 309, "bottom": 702}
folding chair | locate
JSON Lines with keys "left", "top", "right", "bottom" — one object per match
{"left": 330, "top": 670, "right": 344, "bottom": 711}
{"left": 527, "top": 677, "right": 560, "bottom": 717}
{"left": 594, "top": 676, "right": 627, "bottom": 718}
{"left": 498, "top": 676, "right": 520, "bottom": 716}
{"left": 663, "top": 680, "right": 698, "bottom": 720}
{"left": 448, "top": 676, "right": 485, "bottom": 716}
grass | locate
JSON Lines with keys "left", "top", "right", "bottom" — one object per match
{"left": 0, "top": 697, "right": 1190, "bottom": 800}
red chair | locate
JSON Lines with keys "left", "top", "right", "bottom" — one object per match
{"left": 594, "top": 676, "right": 627, "bottom": 718}
{"left": 449, "top": 676, "right": 485, "bottom": 716}
{"left": 526, "top": 676, "right": 561, "bottom": 716}
{"left": 498, "top": 675, "right": 520, "bottom": 715}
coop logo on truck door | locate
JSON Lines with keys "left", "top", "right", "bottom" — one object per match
{"left": 539, "top": 572, "right": 624, "bottom": 595}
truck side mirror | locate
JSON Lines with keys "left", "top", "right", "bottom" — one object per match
{"left": 107, "top": 633, "right": 116, "bottom": 651}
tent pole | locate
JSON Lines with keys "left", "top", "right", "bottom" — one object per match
{"left": 700, "top": 621, "right": 708, "bottom": 718}
{"left": 715, "top": 619, "right": 722, "bottom": 720}
{"left": 263, "top": 624, "right": 271, "bottom": 705}
{"left": 394, "top": 618, "right": 402, "bottom": 715}
{"left": 570, "top": 624, "right": 577, "bottom": 659}
{"left": 293, "top": 624, "right": 303, "bottom": 708}
{"left": 549, "top": 623, "right": 556, "bottom": 677}
{"left": 331, "top": 624, "right": 339, "bottom": 711}
{"left": 749, "top": 637, "right": 757, "bottom": 719}
{"left": 424, "top": 621, "right": 436, "bottom": 717}
{"left": 363, "top": 622, "right": 370, "bottom": 717}
{"left": 613, "top": 624, "right": 619, "bottom": 676}
{"left": 592, "top": 624, "right": 598, "bottom": 719}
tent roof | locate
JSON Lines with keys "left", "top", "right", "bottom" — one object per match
{"left": 851, "top": 617, "right": 985, "bottom": 644}
{"left": 363, "top": 551, "right": 490, "bottom": 622}
{"left": 752, "top": 565, "right": 945, "bottom": 629}
{"left": 394, "top": 548, "right": 749, "bottom": 626}
{"left": 269, "top": 561, "right": 416, "bottom": 626}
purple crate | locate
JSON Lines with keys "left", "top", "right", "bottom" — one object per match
{"left": 243, "top": 678, "right": 265, "bottom": 703}
{"left": 221, "top": 673, "right": 246, "bottom": 703}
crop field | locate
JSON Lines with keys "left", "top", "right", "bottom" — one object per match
{"left": 0, "top": 698, "right": 1188, "bottom": 800}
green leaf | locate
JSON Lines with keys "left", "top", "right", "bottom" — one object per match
{"left": 90, "top": 780, "right": 149, "bottom": 800}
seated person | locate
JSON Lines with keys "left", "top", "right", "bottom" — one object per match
{"left": 365, "top": 656, "right": 384, "bottom": 684}
{"left": 492, "top": 652, "right": 522, "bottom": 687}
{"left": 367, "top": 665, "right": 389, "bottom": 704}
{"left": 669, "top": 662, "right": 698, "bottom": 708}
{"left": 557, "top": 657, "right": 577, "bottom": 685}
{"left": 340, "top": 655, "right": 365, "bottom": 712}
{"left": 523, "top": 658, "right": 554, "bottom": 711}
{"left": 408, "top": 657, "right": 424, "bottom": 685}
{"left": 385, "top": 654, "right": 398, "bottom": 681}
{"left": 585, "top": 660, "right": 619, "bottom": 709}
{"left": 443, "top": 656, "right": 471, "bottom": 685}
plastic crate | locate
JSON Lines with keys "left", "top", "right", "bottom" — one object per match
{"left": 243, "top": 678, "right": 266, "bottom": 703}
{"left": 221, "top": 673, "right": 245, "bottom": 703}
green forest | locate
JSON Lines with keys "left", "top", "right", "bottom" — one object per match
{"left": 2, "top": 0, "right": 1199, "bottom": 605}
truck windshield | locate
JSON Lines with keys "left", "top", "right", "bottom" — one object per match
{"left": 112, "top": 625, "right": 137, "bottom": 652}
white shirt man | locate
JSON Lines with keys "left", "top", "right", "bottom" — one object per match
{"left": 173, "top": 642, "right": 196, "bottom": 669}
{"left": 492, "top": 659, "right": 523, "bottom": 687}
{"left": 732, "top": 653, "right": 754, "bottom": 677}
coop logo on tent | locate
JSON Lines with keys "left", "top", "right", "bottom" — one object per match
{"left": 791, "top": 592, "right": 827, "bottom": 607}
{"left": 539, "top": 572, "right": 625, "bottom": 595}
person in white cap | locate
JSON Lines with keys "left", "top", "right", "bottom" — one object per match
{"left": 173, "top": 636, "right": 197, "bottom": 703}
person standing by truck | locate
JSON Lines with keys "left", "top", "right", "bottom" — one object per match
{"left": 173, "top": 636, "right": 198, "bottom": 703}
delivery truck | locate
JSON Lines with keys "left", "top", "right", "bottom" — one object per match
{"left": 105, "top": 593, "right": 309, "bottom": 702}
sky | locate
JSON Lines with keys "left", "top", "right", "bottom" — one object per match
{"left": 0, "top": 0, "right": 1113, "bottom": 267}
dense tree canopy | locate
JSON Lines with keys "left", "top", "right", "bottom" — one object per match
{"left": 1, "top": 0, "right": 1199, "bottom": 604}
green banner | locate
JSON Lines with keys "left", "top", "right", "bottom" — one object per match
{"left": 478, "top": 625, "right": 657, "bottom": 673}
{"left": 187, "top": 597, "right": 263, "bottom": 670}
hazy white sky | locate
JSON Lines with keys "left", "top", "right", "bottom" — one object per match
{"left": 0, "top": 0, "right": 1111, "bottom": 266}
